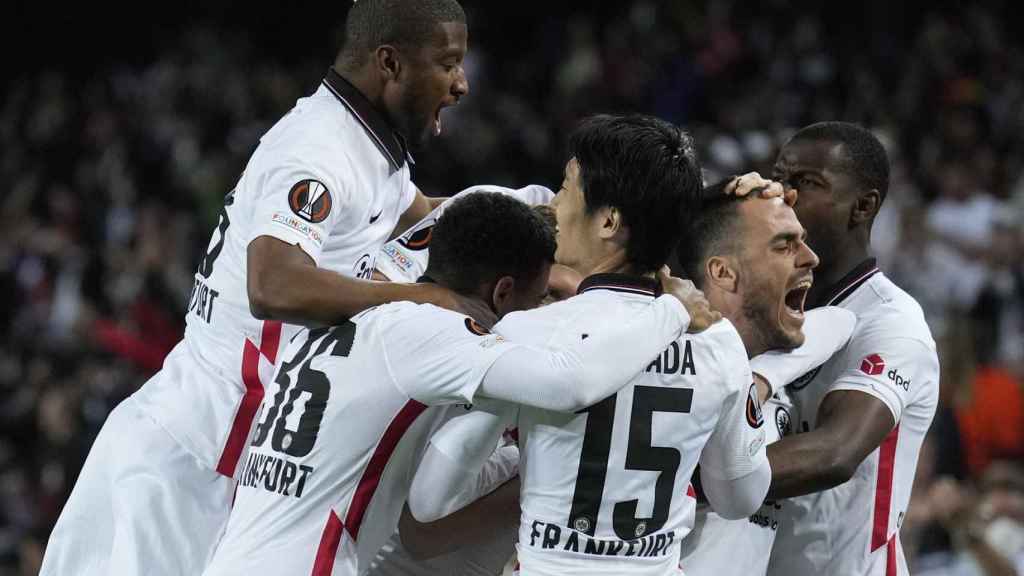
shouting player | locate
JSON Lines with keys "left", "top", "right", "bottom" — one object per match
{"left": 41, "top": 1, "right": 483, "bottom": 574}
{"left": 674, "top": 178, "right": 856, "bottom": 576}
{"left": 760, "top": 122, "right": 939, "bottom": 575}
{"left": 407, "top": 114, "right": 771, "bottom": 576}
{"left": 201, "top": 191, "right": 716, "bottom": 576}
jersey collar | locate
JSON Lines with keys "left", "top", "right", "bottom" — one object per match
{"left": 322, "top": 68, "right": 414, "bottom": 173}
{"left": 811, "top": 257, "right": 880, "bottom": 308}
{"left": 576, "top": 273, "right": 662, "bottom": 298}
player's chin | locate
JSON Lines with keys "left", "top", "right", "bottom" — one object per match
{"left": 775, "top": 308, "right": 806, "bottom": 349}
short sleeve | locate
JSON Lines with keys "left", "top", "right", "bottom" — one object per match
{"left": 825, "top": 333, "right": 939, "bottom": 424}
{"left": 375, "top": 184, "right": 554, "bottom": 282}
{"left": 699, "top": 343, "right": 768, "bottom": 480}
{"left": 247, "top": 160, "right": 349, "bottom": 264}
{"left": 375, "top": 202, "right": 442, "bottom": 282}
{"left": 383, "top": 306, "right": 522, "bottom": 405}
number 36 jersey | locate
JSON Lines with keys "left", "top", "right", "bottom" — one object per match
{"left": 202, "top": 302, "right": 517, "bottom": 576}
{"left": 499, "top": 274, "right": 768, "bottom": 576}
{"left": 132, "top": 70, "right": 416, "bottom": 477}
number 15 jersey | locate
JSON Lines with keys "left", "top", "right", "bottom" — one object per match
{"left": 202, "top": 302, "right": 517, "bottom": 576}
{"left": 499, "top": 274, "right": 768, "bottom": 576}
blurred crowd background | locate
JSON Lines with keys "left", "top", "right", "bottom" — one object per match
{"left": 2, "top": 1, "right": 1023, "bottom": 574}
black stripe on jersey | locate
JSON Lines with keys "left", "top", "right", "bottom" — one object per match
{"left": 322, "top": 68, "right": 412, "bottom": 172}
{"left": 577, "top": 273, "right": 661, "bottom": 298}
{"left": 568, "top": 395, "right": 617, "bottom": 536}
{"left": 810, "top": 257, "right": 880, "bottom": 308}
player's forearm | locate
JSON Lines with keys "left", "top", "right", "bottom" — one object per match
{"left": 248, "top": 259, "right": 432, "bottom": 325}
{"left": 765, "top": 431, "right": 857, "bottom": 499}
{"left": 701, "top": 460, "right": 772, "bottom": 520}
{"left": 409, "top": 441, "right": 516, "bottom": 523}
{"left": 399, "top": 477, "right": 520, "bottom": 560}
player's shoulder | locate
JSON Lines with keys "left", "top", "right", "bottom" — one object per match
{"left": 252, "top": 88, "right": 359, "bottom": 169}
{"left": 850, "top": 273, "right": 935, "bottom": 347}
{"left": 494, "top": 295, "right": 592, "bottom": 344}
{"left": 692, "top": 318, "right": 747, "bottom": 362}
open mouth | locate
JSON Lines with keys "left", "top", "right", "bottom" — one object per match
{"left": 784, "top": 280, "right": 811, "bottom": 319}
{"left": 433, "top": 107, "right": 443, "bottom": 136}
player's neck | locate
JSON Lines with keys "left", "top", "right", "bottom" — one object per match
{"left": 333, "top": 66, "right": 387, "bottom": 117}
{"left": 449, "top": 291, "right": 498, "bottom": 329}
{"left": 581, "top": 250, "right": 653, "bottom": 279}
{"left": 809, "top": 241, "right": 872, "bottom": 306}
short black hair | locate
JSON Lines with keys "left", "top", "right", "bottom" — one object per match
{"left": 790, "top": 121, "right": 890, "bottom": 204}
{"left": 338, "top": 0, "right": 466, "bottom": 68}
{"left": 425, "top": 192, "right": 556, "bottom": 295}
{"left": 674, "top": 179, "right": 755, "bottom": 289}
{"left": 569, "top": 114, "right": 702, "bottom": 274}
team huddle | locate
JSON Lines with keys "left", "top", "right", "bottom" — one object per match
{"left": 38, "top": 1, "right": 939, "bottom": 575}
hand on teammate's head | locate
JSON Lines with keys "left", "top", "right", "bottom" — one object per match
{"left": 724, "top": 172, "right": 795, "bottom": 206}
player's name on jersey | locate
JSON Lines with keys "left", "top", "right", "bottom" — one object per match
{"left": 526, "top": 520, "right": 677, "bottom": 559}
{"left": 238, "top": 451, "right": 314, "bottom": 499}
{"left": 644, "top": 340, "right": 697, "bottom": 376}
{"left": 187, "top": 276, "right": 219, "bottom": 324}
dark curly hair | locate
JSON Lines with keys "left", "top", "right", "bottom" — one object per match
{"left": 425, "top": 192, "right": 556, "bottom": 295}
{"left": 568, "top": 114, "right": 703, "bottom": 274}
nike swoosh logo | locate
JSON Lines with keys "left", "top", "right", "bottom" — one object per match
{"left": 369, "top": 209, "right": 383, "bottom": 224}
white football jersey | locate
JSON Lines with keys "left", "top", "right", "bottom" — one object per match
{"left": 678, "top": 389, "right": 797, "bottom": 576}
{"left": 767, "top": 260, "right": 940, "bottom": 576}
{"left": 132, "top": 69, "right": 416, "bottom": 477}
{"left": 201, "top": 302, "right": 516, "bottom": 576}
{"left": 367, "top": 184, "right": 550, "bottom": 576}
{"left": 497, "top": 274, "right": 767, "bottom": 576}
{"left": 376, "top": 184, "right": 554, "bottom": 283}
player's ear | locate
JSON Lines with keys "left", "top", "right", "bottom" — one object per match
{"left": 705, "top": 256, "right": 738, "bottom": 293}
{"left": 375, "top": 45, "right": 401, "bottom": 81}
{"left": 851, "top": 189, "right": 880, "bottom": 225}
{"left": 596, "top": 206, "right": 625, "bottom": 241}
{"left": 491, "top": 275, "right": 517, "bottom": 316}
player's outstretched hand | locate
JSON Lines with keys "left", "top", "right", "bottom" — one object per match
{"left": 725, "top": 172, "right": 795, "bottom": 206}
{"left": 657, "top": 267, "right": 721, "bottom": 333}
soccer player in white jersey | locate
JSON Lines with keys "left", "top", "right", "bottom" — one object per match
{"left": 755, "top": 122, "right": 940, "bottom": 576}
{"left": 405, "top": 115, "right": 770, "bottom": 576}
{"left": 40, "top": 2, "right": 489, "bottom": 574}
{"left": 672, "top": 179, "right": 857, "bottom": 576}
{"left": 368, "top": 184, "right": 551, "bottom": 576}
{"left": 202, "top": 191, "right": 717, "bottom": 576}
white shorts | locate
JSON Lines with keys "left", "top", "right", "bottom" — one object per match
{"left": 40, "top": 396, "right": 235, "bottom": 576}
